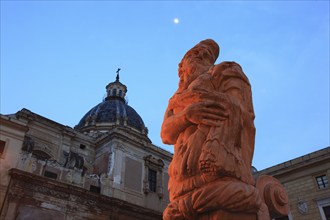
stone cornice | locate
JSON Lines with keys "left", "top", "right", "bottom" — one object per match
{"left": 0, "top": 115, "right": 29, "bottom": 132}
{"left": 96, "top": 129, "right": 172, "bottom": 160}
{"left": 15, "top": 108, "right": 95, "bottom": 142}
{"left": 256, "top": 146, "right": 330, "bottom": 178}
{"left": 96, "top": 126, "right": 151, "bottom": 145}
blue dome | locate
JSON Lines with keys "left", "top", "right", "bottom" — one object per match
{"left": 75, "top": 72, "right": 148, "bottom": 134}
{"left": 75, "top": 98, "right": 145, "bottom": 132}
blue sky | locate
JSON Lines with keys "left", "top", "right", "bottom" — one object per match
{"left": 1, "top": 1, "right": 329, "bottom": 170}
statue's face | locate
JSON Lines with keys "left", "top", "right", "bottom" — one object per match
{"left": 178, "top": 59, "right": 198, "bottom": 91}
{"left": 177, "top": 45, "right": 214, "bottom": 91}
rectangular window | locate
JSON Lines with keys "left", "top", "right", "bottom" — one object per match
{"left": 0, "top": 140, "right": 5, "bottom": 156}
{"left": 148, "top": 169, "right": 157, "bottom": 192}
{"left": 316, "top": 175, "right": 329, "bottom": 189}
{"left": 90, "top": 185, "right": 101, "bottom": 194}
{"left": 323, "top": 205, "right": 330, "bottom": 220}
{"left": 275, "top": 216, "right": 289, "bottom": 220}
{"left": 44, "top": 171, "right": 58, "bottom": 180}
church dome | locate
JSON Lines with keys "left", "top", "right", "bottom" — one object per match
{"left": 75, "top": 70, "right": 147, "bottom": 134}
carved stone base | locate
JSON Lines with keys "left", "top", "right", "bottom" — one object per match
{"left": 199, "top": 210, "right": 256, "bottom": 220}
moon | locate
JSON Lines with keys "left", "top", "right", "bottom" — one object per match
{"left": 173, "top": 18, "right": 179, "bottom": 24}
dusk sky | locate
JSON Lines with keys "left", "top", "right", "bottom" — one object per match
{"left": 1, "top": 1, "right": 329, "bottom": 170}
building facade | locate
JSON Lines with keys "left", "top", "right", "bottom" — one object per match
{"left": 255, "top": 147, "right": 330, "bottom": 220}
{"left": 0, "top": 74, "right": 172, "bottom": 220}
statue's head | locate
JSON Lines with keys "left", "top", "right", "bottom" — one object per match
{"left": 195, "top": 39, "right": 220, "bottom": 64}
{"left": 181, "top": 39, "right": 219, "bottom": 67}
{"left": 178, "top": 39, "right": 220, "bottom": 91}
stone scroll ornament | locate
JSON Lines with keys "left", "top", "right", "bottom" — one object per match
{"left": 161, "top": 39, "right": 289, "bottom": 220}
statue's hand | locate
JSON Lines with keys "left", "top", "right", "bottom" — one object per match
{"left": 171, "top": 90, "right": 204, "bottom": 108}
{"left": 185, "top": 101, "right": 229, "bottom": 126}
{"left": 163, "top": 201, "right": 184, "bottom": 220}
{"left": 199, "top": 91, "right": 232, "bottom": 108}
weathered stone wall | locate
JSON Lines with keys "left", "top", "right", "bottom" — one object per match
{"left": 3, "top": 169, "right": 162, "bottom": 220}
{"left": 0, "top": 115, "right": 28, "bottom": 216}
{"left": 284, "top": 173, "right": 329, "bottom": 220}
{"left": 256, "top": 147, "right": 330, "bottom": 220}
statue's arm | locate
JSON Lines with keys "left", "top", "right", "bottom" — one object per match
{"left": 161, "top": 106, "right": 190, "bottom": 145}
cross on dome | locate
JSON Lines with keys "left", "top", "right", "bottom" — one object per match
{"left": 116, "top": 68, "right": 121, "bottom": 82}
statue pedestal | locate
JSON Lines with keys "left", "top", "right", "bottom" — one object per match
{"left": 199, "top": 210, "right": 256, "bottom": 220}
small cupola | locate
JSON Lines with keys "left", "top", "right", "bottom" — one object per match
{"left": 105, "top": 68, "right": 127, "bottom": 102}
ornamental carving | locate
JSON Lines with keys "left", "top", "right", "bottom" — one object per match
{"left": 22, "top": 136, "right": 34, "bottom": 152}
{"left": 63, "top": 151, "right": 84, "bottom": 169}
{"left": 297, "top": 199, "right": 308, "bottom": 215}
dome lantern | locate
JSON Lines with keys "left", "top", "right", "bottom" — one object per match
{"left": 105, "top": 68, "right": 127, "bottom": 102}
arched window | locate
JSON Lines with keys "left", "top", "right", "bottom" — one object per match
{"left": 32, "top": 150, "right": 51, "bottom": 160}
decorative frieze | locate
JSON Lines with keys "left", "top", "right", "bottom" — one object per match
{"left": 7, "top": 168, "right": 162, "bottom": 220}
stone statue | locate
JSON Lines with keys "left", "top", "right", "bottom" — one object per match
{"left": 161, "top": 39, "right": 289, "bottom": 220}
{"left": 22, "top": 136, "right": 34, "bottom": 153}
{"left": 63, "top": 151, "right": 84, "bottom": 170}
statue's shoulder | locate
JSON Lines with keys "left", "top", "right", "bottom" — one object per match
{"left": 211, "top": 62, "right": 250, "bottom": 85}
{"left": 212, "top": 61, "right": 242, "bottom": 73}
